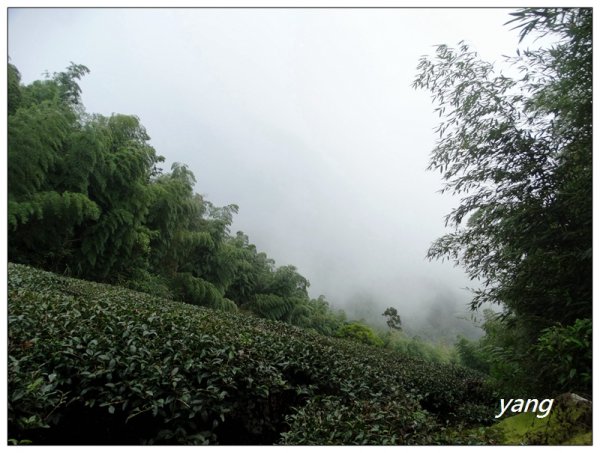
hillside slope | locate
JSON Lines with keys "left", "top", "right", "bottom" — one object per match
{"left": 8, "top": 263, "right": 497, "bottom": 445}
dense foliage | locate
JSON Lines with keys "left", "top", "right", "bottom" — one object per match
{"left": 8, "top": 7, "right": 589, "bottom": 444}
{"left": 336, "top": 321, "right": 384, "bottom": 347}
{"left": 7, "top": 61, "right": 346, "bottom": 335}
{"left": 7, "top": 63, "right": 481, "bottom": 448}
{"left": 413, "top": 8, "right": 592, "bottom": 396}
{"left": 8, "top": 264, "right": 497, "bottom": 445}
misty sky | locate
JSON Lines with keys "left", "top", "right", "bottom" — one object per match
{"left": 7, "top": 7, "right": 526, "bottom": 327}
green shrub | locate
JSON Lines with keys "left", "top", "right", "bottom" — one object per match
{"left": 280, "top": 396, "right": 433, "bottom": 445}
{"left": 120, "top": 269, "right": 174, "bottom": 300}
{"left": 384, "top": 331, "right": 458, "bottom": 364}
{"left": 336, "top": 322, "right": 384, "bottom": 347}
{"left": 455, "top": 336, "right": 490, "bottom": 374}
{"left": 534, "top": 319, "right": 592, "bottom": 396}
{"left": 8, "top": 263, "right": 497, "bottom": 445}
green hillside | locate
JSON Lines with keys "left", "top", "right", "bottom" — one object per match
{"left": 8, "top": 263, "right": 497, "bottom": 445}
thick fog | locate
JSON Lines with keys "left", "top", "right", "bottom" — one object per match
{"left": 8, "top": 8, "right": 524, "bottom": 338}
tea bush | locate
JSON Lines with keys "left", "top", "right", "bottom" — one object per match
{"left": 8, "top": 263, "right": 497, "bottom": 445}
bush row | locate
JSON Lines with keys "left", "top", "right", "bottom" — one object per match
{"left": 8, "top": 263, "right": 498, "bottom": 445}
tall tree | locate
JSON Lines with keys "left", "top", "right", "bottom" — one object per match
{"left": 7, "top": 63, "right": 22, "bottom": 115}
{"left": 7, "top": 61, "right": 349, "bottom": 333}
{"left": 8, "top": 63, "right": 163, "bottom": 279}
{"left": 413, "top": 8, "right": 591, "bottom": 394}
{"left": 8, "top": 63, "right": 101, "bottom": 270}
{"left": 76, "top": 113, "right": 161, "bottom": 280}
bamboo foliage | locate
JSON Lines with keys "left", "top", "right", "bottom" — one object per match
{"left": 7, "top": 61, "right": 346, "bottom": 335}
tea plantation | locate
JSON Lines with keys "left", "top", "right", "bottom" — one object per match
{"left": 8, "top": 263, "right": 499, "bottom": 445}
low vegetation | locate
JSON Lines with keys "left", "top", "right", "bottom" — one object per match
{"left": 8, "top": 263, "right": 497, "bottom": 445}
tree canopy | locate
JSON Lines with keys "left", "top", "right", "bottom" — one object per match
{"left": 413, "top": 8, "right": 592, "bottom": 395}
{"left": 7, "top": 61, "right": 348, "bottom": 337}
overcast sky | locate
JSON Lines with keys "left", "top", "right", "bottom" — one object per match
{"left": 8, "top": 7, "right": 527, "bottom": 327}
